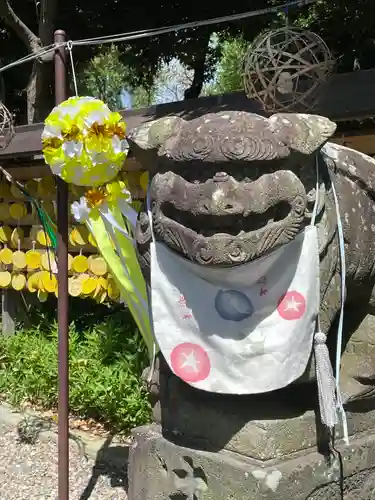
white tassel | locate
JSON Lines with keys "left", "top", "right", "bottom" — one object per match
{"left": 314, "top": 331, "right": 338, "bottom": 428}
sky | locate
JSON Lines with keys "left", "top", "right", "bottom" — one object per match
{"left": 120, "top": 33, "right": 219, "bottom": 109}
{"left": 120, "top": 90, "right": 132, "bottom": 109}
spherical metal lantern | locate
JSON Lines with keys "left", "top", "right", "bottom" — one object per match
{"left": 0, "top": 102, "right": 14, "bottom": 149}
{"left": 243, "top": 27, "right": 335, "bottom": 113}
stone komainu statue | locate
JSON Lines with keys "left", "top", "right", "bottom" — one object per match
{"left": 130, "top": 116, "right": 375, "bottom": 428}
{"left": 126, "top": 111, "right": 375, "bottom": 500}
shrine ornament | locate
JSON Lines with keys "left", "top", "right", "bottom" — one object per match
{"left": 0, "top": 101, "right": 14, "bottom": 150}
{"left": 243, "top": 26, "right": 335, "bottom": 113}
{"left": 42, "top": 96, "right": 128, "bottom": 186}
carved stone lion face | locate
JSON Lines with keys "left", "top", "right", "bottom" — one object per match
{"left": 128, "top": 111, "right": 336, "bottom": 267}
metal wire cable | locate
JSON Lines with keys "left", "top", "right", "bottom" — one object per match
{"left": 72, "top": 0, "right": 316, "bottom": 47}
{"left": 0, "top": 0, "right": 317, "bottom": 74}
{"left": 0, "top": 43, "right": 63, "bottom": 73}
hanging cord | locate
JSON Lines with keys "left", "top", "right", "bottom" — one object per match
{"left": 67, "top": 41, "right": 78, "bottom": 97}
{"left": 328, "top": 166, "right": 349, "bottom": 445}
{"left": 312, "top": 155, "right": 338, "bottom": 430}
{"left": 312, "top": 155, "right": 349, "bottom": 443}
{"left": 146, "top": 184, "right": 157, "bottom": 382}
{"left": 310, "top": 155, "right": 320, "bottom": 226}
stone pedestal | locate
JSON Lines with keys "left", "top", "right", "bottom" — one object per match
{"left": 128, "top": 314, "right": 375, "bottom": 499}
{"left": 128, "top": 423, "right": 375, "bottom": 500}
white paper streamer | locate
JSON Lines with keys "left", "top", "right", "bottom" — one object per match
{"left": 99, "top": 205, "right": 136, "bottom": 245}
{"left": 118, "top": 198, "right": 138, "bottom": 229}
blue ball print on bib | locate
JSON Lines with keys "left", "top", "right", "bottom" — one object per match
{"left": 214, "top": 289, "right": 254, "bottom": 322}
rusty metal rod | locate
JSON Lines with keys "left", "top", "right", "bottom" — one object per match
{"left": 54, "top": 29, "right": 69, "bottom": 500}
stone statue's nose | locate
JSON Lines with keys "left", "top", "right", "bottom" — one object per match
{"left": 213, "top": 172, "right": 229, "bottom": 182}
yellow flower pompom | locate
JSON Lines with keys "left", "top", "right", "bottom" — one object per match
{"left": 105, "top": 179, "right": 132, "bottom": 205}
{"left": 42, "top": 97, "right": 129, "bottom": 187}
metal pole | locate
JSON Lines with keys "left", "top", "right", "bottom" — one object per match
{"left": 54, "top": 29, "right": 69, "bottom": 500}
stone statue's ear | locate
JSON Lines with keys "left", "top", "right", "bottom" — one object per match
{"left": 127, "top": 116, "right": 184, "bottom": 151}
{"left": 268, "top": 113, "right": 337, "bottom": 155}
{"left": 127, "top": 116, "right": 184, "bottom": 171}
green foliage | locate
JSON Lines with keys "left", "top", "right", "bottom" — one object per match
{"left": 0, "top": 304, "right": 151, "bottom": 433}
{"left": 206, "top": 36, "right": 248, "bottom": 95}
{"left": 78, "top": 45, "right": 129, "bottom": 110}
{"left": 78, "top": 44, "right": 155, "bottom": 109}
{"left": 289, "top": 0, "right": 375, "bottom": 72}
{"left": 216, "top": 37, "right": 247, "bottom": 93}
{"left": 130, "top": 85, "right": 155, "bottom": 109}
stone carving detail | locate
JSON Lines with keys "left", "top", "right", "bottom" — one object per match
{"left": 306, "top": 469, "right": 375, "bottom": 499}
{"left": 346, "top": 473, "right": 375, "bottom": 500}
{"left": 155, "top": 450, "right": 208, "bottom": 500}
{"left": 129, "top": 109, "right": 375, "bottom": 403}
{"left": 170, "top": 456, "right": 208, "bottom": 500}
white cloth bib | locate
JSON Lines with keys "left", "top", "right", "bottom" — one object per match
{"left": 150, "top": 225, "right": 320, "bottom": 394}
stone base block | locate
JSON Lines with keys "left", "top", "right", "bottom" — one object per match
{"left": 128, "top": 424, "right": 375, "bottom": 500}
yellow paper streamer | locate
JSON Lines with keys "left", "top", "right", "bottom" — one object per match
{"left": 42, "top": 95, "right": 153, "bottom": 356}
{"left": 88, "top": 214, "right": 154, "bottom": 357}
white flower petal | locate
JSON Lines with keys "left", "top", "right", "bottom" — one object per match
{"left": 80, "top": 97, "right": 97, "bottom": 103}
{"left": 62, "top": 141, "right": 83, "bottom": 158}
{"left": 112, "top": 136, "right": 122, "bottom": 154}
{"left": 42, "top": 124, "right": 62, "bottom": 139}
{"left": 91, "top": 151, "right": 109, "bottom": 165}
{"left": 50, "top": 160, "right": 64, "bottom": 175}
{"left": 71, "top": 197, "right": 90, "bottom": 222}
{"left": 84, "top": 109, "right": 109, "bottom": 126}
{"left": 59, "top": 104, "right": 80, "bottom": 117}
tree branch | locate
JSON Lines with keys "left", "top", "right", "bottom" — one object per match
{"left": 38, "top": 0, "right": 58, "bottom": 46}
{"left": 0, "top": 0, "right": 42, "bottom": 54}
{"left": 184, "top": 33, "right": 210, "bottom": 100}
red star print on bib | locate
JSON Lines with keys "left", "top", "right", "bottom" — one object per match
{"left": 277, "top": 291, "right": 306, "bottom": 320}
{"left": 170, "top": 343, "right": 211, "bottom": 383}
